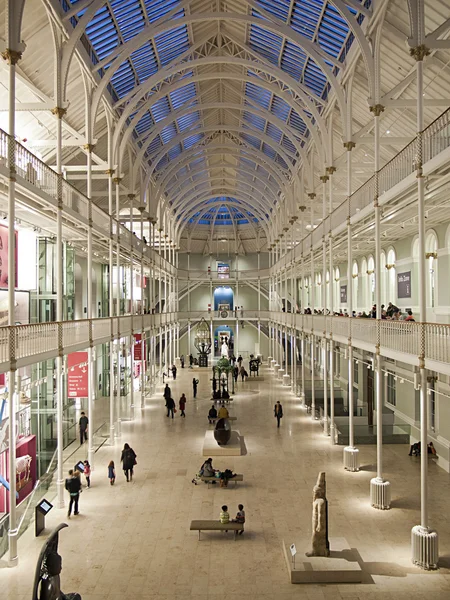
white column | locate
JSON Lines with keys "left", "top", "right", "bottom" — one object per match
{"left": 6, "top": 40, "right": 20, "bottom": 566}
{"left": 139, "top": 206, "right": 145, "bottom": 408}
{"left": 128, "top": 194, "right": 135, "bottom": 420}
{"left": 328, "top": 173, "right": 336, "bottom": 443}
{"left": 114, "top": 176, "right": 122, "bottom": 438}
{"left": 55, "top": 103, "right": 65, "bottom": 507}
{"left": 321, "top": 174, "right": 329, "bottom": 435}
{"left": 309, "top": 198, "right": 316, "bottom": 417}
{"left": 108, "top": 170, "right": 115, "bottom": 442}
{"left": 86, "top": 145, "right": 95, "bottom": 469}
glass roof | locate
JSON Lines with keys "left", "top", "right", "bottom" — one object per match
{"left": 60, "top": 0, "right": 371, "bottom": 229}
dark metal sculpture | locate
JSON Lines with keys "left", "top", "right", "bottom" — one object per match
{"left": 194, "top": 318, "right": 211, "bottom": 367}
{"left": 32, "top": 523, "right": 81, "bottom": 600}
{"left": 214, "top": 418, "right": 231, "bottom": 445}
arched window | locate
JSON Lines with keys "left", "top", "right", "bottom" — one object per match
{"left": 386, "top": 248, "right": 396, "bottom": 304}
{"left": 361, "top": 257, "right": 367, "bottom": 310}
{"left": 367, "top": 256, "right": 375, "bottom": 306}
{"left": 426, "top": 231, "right": 438, "bottom": 309}
{"left": 316, "top": 272, "right": 322, "bottom": 308}
{"left": 326, "top": 270, "right": 330, "bottom": 311}
{"left": 352, "top": 261, "right": 359, "bottom": 312}
{"left": 380, "top": 250, "right": 386, "bottom": 303}
{"left": 334, "top": 267, "right": 340, "bottom": 310}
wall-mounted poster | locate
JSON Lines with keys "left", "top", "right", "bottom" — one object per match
{"left": 0, "top": 224, "right": 18, "bottom": 288}
{"left": 67, "top": 352, "right": 89, "bottom": 398}
{"left": 397, "top": 271, "right": 411, "bottom": 299}
{"left": 217, "top": 263, "right": 230, "bottom": 279}
{"left": 340, "top": 285, "right": 347, "bottom": 303}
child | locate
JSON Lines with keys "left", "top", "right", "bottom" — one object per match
{"left": 233, "top": 504, "right": 245, "bottom": 535}
{"left": 108, "top": 460, "right": 116, "bottom": 485}
{"left": 83, "top": 460, "right": 91, "bottom": 488}
{"left": 220, "top": 505, "right": 230, "bottom": 524}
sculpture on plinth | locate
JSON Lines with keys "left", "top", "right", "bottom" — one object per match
{"left": 214, "top": 418, "right": 231, "bottom": 445}
{"left": 305, "top": 472, "right": 330, "bottom": 557}
{"left": 32, "top": 523, "right": 81, "bottom": 600}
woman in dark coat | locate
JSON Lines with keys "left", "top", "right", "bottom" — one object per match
{"left": 121, "top": 443, "right": 137, "bottom": 482}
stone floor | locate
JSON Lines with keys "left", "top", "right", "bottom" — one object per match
{"left": 1, "top": 363, "right": 450, "bottom": 599}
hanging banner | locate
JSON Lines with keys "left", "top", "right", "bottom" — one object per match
{"left": 340, "top": 285, "right": 347, "bottom": 303}
{"left": 0, "top": 224, "right": 18, "bottom": 288}
{"left": 397, "top": 271, "right": 411, "bottom": 299}
{"left": 67, "top": 352, "right": 89, "bottom": 398}
{"left": 133, "top": 333, "right": 145, "bottom": 361}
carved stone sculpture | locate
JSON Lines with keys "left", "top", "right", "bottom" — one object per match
{"left": 305, "top": 472, "right": 330, "bottom": 557}
{"left": 32, "top": 523, "right": 82, "bottom": 600}
{"left": 214, "top": 418, "right": 231, "bottom": 445}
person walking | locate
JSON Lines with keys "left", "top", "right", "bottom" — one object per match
{"left": 108, "top": 460, "right": 116, "bottom": 485}
{"left": 120, "top": 443, "right": 137, "bottom": 482}
{"left": 83, "top": 460, "right": 91, "bottom": 488}
{"left": 240, "top": 365, "right": 246, "bottom": 382}
{"left": 79, "top": 411, "right": 88, "bottom": 445}
{"left": 180, "top": 354, "right": 185, "bottom": 368}
{"left": 164, "top": 383, "right": 171, "bottom": 401}
{"left": 172, "top": 364, "right": 177, "bottom": 380}
{"left": 193, "top": 377, "right": 199, "bottom": 398}
{"left": 237, "top": 355, "right": 243, "bottom": 367}
{"left": 179, "top": 393, "right": 186, "bottom": 417}
{"left": 65, "top": 469, "right": 81, "bottom": 517}
{"left": 274, "top": 401, "right": 283, "bottom": 428}
{"left": 166, "top": 396, "right": 175, "bottom": 418}
{"left": 233, "top": 365, "right": 239, "bottom": 383}
{"left": 189, "top": 354, "right": 194, "bottom": 368}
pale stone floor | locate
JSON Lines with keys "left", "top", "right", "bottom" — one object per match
{"left": 1, "top": 364, "right": 450, "bottom": 599}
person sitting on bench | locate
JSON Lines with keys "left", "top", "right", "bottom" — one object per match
{"left": 218, "top": 404, "right": 229, "bottom": 419}
{"left": 408, "top": 441, "right": 436, "bottom": 456}
{"left": 208, "top": 404, "right": 218, "bottom": 423}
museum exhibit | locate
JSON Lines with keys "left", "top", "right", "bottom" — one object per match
{"left": 0, "top": 0, "right": 450, "bottom": 597}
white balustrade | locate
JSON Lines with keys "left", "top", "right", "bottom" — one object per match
{"left": 425, "top": 323, "right": 450, "bottom": 364}
{"left": 380, "top": 320, "right": 421, "bottom": 356}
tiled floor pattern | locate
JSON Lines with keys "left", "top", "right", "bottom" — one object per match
{"left": 1, "top": 363, "right": 450, "bottom": 599}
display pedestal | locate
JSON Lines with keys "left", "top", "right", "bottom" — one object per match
{"left": 198, "top": 354, "right": 208, "bottom": 367}
{"left": 278, "top": 368, "right": 284, "bottom": 380}
{"left": 282, "top": 538, "right": 363, "bottom": 584}
{"left": 370, "top": 477, "right": 391, "bottom": 510}
{"left": 343, "top": 446, "right": 360, "bottom": 472}
{"left": 411, "top": 525, "right": 439, "bottom": 570}
{"left": 283, "top": 373, "right": 290, "bottom": 387}
{"left": 202, "top": 430, "right": 245, "bottom": 456}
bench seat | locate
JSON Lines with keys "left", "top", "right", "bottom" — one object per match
{"left": 208, "top": 416, "right": 237, "bottom": 422}
{"left": 199, "top": 474, "right": 243, "bottom": 487}
{"left": 190, "top": 519, "right": 244, "bottom": 540}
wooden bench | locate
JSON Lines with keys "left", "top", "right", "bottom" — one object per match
{"left": 213, "top": 398, "right": 233, "bottom": 403}
{"left": 190, "top": 520, "right": 244, "bottom": 540}
{"left": 199, "top": 474, "right": 243, "bottom": 487}
{"left": 208, "top": 416, "right": 237, "bottom": 423}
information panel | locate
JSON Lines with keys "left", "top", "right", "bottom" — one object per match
{"left": 397, "top": 271, "right": 412, "bottom": 299}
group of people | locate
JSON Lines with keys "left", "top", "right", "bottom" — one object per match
{"left": 164, "top": 383, "right": 188, "bottom": 418}
{"left": 207, "top": 403, "right": 229, "bottom": 422}
{"left": 302, "top": 303, "right": 415, "bottom": 321}
{"left": 65, "top": 442, "right": 137, "bottom": 517}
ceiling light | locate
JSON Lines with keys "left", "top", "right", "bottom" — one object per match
{"left": 386, "top": 129, "right": 390, "bottom": 134}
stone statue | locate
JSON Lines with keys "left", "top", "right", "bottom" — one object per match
{"left": 32, "top": 523, "right": 81, "bottom": 600}
{"left": 221, "top": 341, "right": 229, "bottom": 358}
{"left": 305, "top": 472, "right": 330, "bottom": 557}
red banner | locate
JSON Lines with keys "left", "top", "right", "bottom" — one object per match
{"left": 133, "top": 334, "right": 145, "bottom": 361}
{"left": 0, "top": 224, "right": 18, "bottom": 288}
{"left": 67, "top": 352, "right": 89, "bottom": 398}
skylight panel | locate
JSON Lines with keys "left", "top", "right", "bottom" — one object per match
{"left": 151, "top": 97, "right": 171, "bottom": 122}
{"left": 303, "top": 58, "right": 327, "bottom": 95}
{"left": 290, "top": 0, "right": 322, "bottom": 39}
{"left": 245, "top": 82, "right": 271, "bottom": 111}
{"left": 254, "top": 0, "right": 290, "bottom": 21}
{"left": 243, "top": 111, "right": 266, "bottom": 132}
{"left": 270, "top": 96, "right": 290, "bottom": 121}
{"left": 160, "top": 123, "right": 178, "bottom": 144}
{"left": 131, "top": 43, "right": 159, "bottom": 82}
{"left": 266, "top": 123, "right": 283, "bottom": 144}
{"left": 111, "top": 60, "right": 136, "bottom": 96}
{"left": 281, "top": 136, "right": 296, "bottom": 154}
{"left": 241, "top": 133, "right": 261, "bottom": 150}
{"left": 145, "top": 0, "right": 181, "bottom": 22}
{"left": 289, "top": 110, "right": 307, "bottom": 137}
{"left": 177, "top": 112, "right": 200, "bottom": 132}
{"left": 154, "top": 25, "right": 190, "bottom": 66}
{"left": 135, "top": 112, "right": 154, "bottom": 136}
{"left": 183, "top": 133, "right": 203, "bottom": 149}
{"left": 170, "top": 79, "right": 196, "bottom": 109}
{"left": 148, "top": 136, "right": 162, "bottom": 155}
{"left": 281, "top": 40, "right": 307, "bottom": 80}
{"left": 249, "top": 25, "right": 283, "bottom": 65}
{"left": 262, "top": 143, "right": 276, "bottom": 160}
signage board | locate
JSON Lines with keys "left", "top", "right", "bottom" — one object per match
{"left": 217, "top": 263, "right": 230, "bottom": 279}
{"left": 397, "top": 271, "right": 411, "bottom": 298}
{"left": 340, "top": 285, "right": 347, "bottom": 304}
{"left": 67, "top": 352, "right": 89, "bottom": 398}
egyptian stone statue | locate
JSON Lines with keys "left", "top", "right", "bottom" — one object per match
{"left": 305, "top": 472, "right": 330, "bottom": 557}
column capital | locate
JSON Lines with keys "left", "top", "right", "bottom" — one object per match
{"left": 1, "top": 49, "right": 23, "bottom": 64}
{"left": 298, "top": 205, "right": 307, "bottom": 212}
{"left": 113, "top": 177, "right": 122, "bottom": 184}
{"left": 326, "top": 166, "right": 337, "bottom": 175}
{"left": 138, "top": 205, "right": 146, "bottom": 214}
{"left": 51, "top": 106, "right": 67, "bottom": 119}
{"left": 308, "top": 193, "right": 316, "bottom": 200}
{"left": 410, "top": 44, "right": 430, "bottom": 61}
{"left": 105, "top": 169, "right": 115, "bottom": 176}
{"left": 343, "top": 141, "right": 356, "bottom": 151}
{"left": 128, "top": 193, "right": 135, "bottom": 201}
{"left": 83, "top": 143, "right": 96, "bottom": 152}
{"left": 320, "top": 174, "right": 329, "bottom": 183}
{"left": 369, "top": 104, "right": 385, "bottom": 117}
